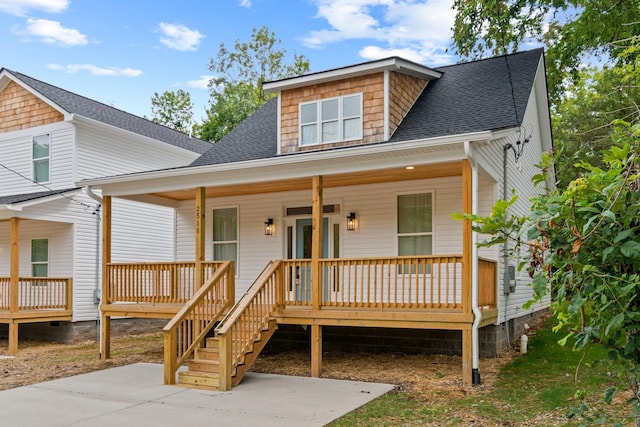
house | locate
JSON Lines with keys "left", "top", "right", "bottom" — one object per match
{"left": 0, "top": 68, "right": 212, "bottom": 354}
{"left": 82, "top": 48, "right": 553, "bottom": 388}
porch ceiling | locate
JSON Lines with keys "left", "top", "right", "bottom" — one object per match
{"left": 150, "top": 160, "right": 464, "bottom": 201}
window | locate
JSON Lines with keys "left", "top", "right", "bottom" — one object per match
{"left": 213, "top": 208, "right": 237, "bottom": 264}
{"left": 397, "top": 193, "right": 433, "bottom": 256}
{"left": 32, "top": 134, "right": 50, "bottom": 183}
{"left": 31, "top": 239, "right": 49, "bottom": 277}
{"left": 300, "top": 94, "right": 362, "bottom": 146}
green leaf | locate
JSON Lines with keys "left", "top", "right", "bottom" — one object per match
{"left": 603, "top": 387, "right": 617, "bottom": 404}
{"left": 620, "top": 241, "right": 640, "bottom": 258}
{"left": 614, "top": 229, "right": 634, "bottom": 243}
{"left": 605, "top": 313, "right": 625, "bottom": 336}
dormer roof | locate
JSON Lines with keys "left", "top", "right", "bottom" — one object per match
{"left": 263, "top": 56, "right": 442, "bottom": 92}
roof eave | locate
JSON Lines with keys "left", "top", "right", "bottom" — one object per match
{"left": 81, "top": 130, "right": 494, "bottom": 196}
{"left": 264, "top": 57, "right": 442, "bottom": 93}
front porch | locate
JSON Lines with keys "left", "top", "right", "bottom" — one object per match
{"left": 0, "top": 217, "right": 73, "bottom": 355}
{"left": 97, "top": 158, "right": 499, "bottom": 387}
{"left": 100, "top": 254, "right": 497, "bottom": 388}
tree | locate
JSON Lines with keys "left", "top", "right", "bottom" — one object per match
{"left": 553, "top": 65, "right": 640, "bottom": 187}
{"left": 452, "top": 0, "right": 640, "bottom": 103}
{"left": 149, "top": 89, "right": 195, "bottom": 135}
{"left": 198, "top": 26, "right": 310, "bottom": 142}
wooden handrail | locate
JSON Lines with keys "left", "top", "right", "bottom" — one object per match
{"left": 105, "top": 261, "right": 225, "bottom": 304}
{"left": 279, "top": 255, "right": 465, "bottom": 310}
{"left": 216, "top": 260, "right": 283, "bottom": 390}
{"left": 478, "top": 258, "right": 498, "bottom": 309}
{"left": 162, "top": 261, "right": 234, "bottom": 385}
{"left": 0, "top": 277, "right": 72, "bottom": 311}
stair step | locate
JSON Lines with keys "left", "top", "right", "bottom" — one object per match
{"left": 205, "top": 337, "right": 219, "bottom": 349}
{"left": 188, "top": 359, "right": 220, "bottom": 373}
{"left": 195, "top": 347, "right": 219, "bottom": 361}
{"left": 178, "top": 371, "right": 219, "bottom": 388}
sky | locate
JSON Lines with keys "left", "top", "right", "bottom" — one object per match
{"left": 0, "top": 0, "right": 539, "bottom": 122}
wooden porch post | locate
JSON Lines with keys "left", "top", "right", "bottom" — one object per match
{"left": 100, "top": 196, "right": 111, "bottom": 360}
{"left": 9, "top": 217, "right": 20, "bottom": 355}
{"left": 461, "top": 159, "right": 473, "bottom": 385}
{"left": 195, "top": 187, "right": 205, "bottom": 290}
{"left": 311, "top": 175, "right": 323, "bottom": 377}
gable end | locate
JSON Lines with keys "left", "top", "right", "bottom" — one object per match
{"left": 389, "top": 72, "right": 428, "bottom": 137}
{"left": 0, "top": 80, "right": 64, "bottom": 134}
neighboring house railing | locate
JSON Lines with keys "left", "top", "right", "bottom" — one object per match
{"left": 0, "top": 277, "right": 72, "bottom": 311}
{"left": 104, "top": 261, "right": 224, "bottom": 304}
{"left": 162, "top": 261, "right": 234, "bottom": 385}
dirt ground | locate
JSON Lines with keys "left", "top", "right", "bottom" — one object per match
{"left": 0, "top": 330, "right": 518, "bottom": 399}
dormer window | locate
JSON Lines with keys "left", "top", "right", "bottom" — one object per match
{"left": 300, "top": 94, "right": 362, "bottom": 146}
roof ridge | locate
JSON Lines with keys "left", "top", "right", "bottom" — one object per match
{"left": 435, "top": 47, "right": 544, "bottom": 71}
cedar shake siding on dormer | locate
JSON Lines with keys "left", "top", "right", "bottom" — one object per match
{"left": 389, "top": 72, "right": 428, "bottom": 137}
{"left": 0, "top": 81, "right": 63, "bottom": 133}
{"left": 280, "top": 73, "right": 385, "bottom": 153}
{"left": 279, "top": 71, "right": 428, "bottom": 154}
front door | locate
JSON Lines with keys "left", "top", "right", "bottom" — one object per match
{"left": 289, "top": 218, "right": 330, "bottom": 302}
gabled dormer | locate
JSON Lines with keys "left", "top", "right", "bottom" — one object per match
{"left": 263, "top": 57, "right": 442, "bottom": 155}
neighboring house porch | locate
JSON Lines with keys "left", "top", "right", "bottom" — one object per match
{"left": 0, "top": 217, "right": 73, "bottom": 355}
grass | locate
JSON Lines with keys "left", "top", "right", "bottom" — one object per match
{"left": 330, "top": 320, "right": 633, "bottom": 426}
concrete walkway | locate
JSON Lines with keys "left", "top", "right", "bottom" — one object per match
{"left": 0, "top": 363, "right": 394, "bottom": 426}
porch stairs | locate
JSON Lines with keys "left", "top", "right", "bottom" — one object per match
{"left": 177, "top": 319, "right": 277, "bottom": 389}
{"left": 168, "top": 260, "right": 282, "bottom": 390}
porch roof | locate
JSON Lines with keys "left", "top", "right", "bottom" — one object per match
{"left": 0, "top": 187, "right": 81, "bottom": 211}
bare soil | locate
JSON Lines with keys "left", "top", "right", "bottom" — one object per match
{"left": 0, "top": 330, "right": 518, "bottom": 397}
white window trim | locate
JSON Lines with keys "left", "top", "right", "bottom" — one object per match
{"left": 299, "top": 93, "right": 363, "bottom": 147}
{"left": 212, "top": 206, "right": 239, "bottom": 274}
{"left": 31, "top": 237, "right": 49, "bottom": 278}
{"left": 32, "top": 133, "right": 51, "bottom": 184}
{"left": 395, "top": 190, "right": 435, "bottom": 256}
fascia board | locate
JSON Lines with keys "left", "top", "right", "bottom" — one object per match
{"left": 85, "top": 131, "right": 493, "bottom": 197}
{"left": 264, "top": 58, "right": 442, "bottom": 92}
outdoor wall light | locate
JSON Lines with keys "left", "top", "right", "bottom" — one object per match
{"left": 264, "top": 218, "right": 274, "bottom": 236}
{"left": 346, "top": 212, "right": 357, "bottom": 231}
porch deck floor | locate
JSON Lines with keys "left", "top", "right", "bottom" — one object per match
{"left": 0, "top": 362, "right": 393, "bottom": 427}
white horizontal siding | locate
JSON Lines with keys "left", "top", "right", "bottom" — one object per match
{"left": 75, "top": 124, "right": 201, "bottom": 181}
{"left": 0, "top": 122, "right": 75, "bottom": 197}
{"left": 174, "top": 176, "right": 476, "bottom": 299}
{"left": 475, "top": 75, "right": 552, "bottom": 323}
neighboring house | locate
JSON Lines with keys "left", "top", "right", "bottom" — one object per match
{"left": 83, "top": 48, "right": 553, "bottom": 388}
{"left": 0, "top": 68, "right": 212, "bottom": 354}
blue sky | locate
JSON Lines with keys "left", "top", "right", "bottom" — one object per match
{"left": 0, "top": 0, "right": 529, "bottom": 122}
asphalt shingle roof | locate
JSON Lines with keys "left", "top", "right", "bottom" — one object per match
{"left": 189, "top": 48, "right": 544, "bottom": 168}
{"left": 4, "top": 70, "right": 211, "bottom": 155}
{"left": 0, "top": 188, "right": 80, "bottom": 205}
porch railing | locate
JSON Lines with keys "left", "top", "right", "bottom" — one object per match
{"left": 478, "top": 258, "right": 498, "bottom": 309}
{"left": 216, "top": 260, "right": 282, "bottom": 390}
{"left": 163, "top": 261, "right": 234, "bottom": 385}
{"left": 282, "top": 255, "right": 465, "bottom": 310}
{"left": 0, "top": 277, "right": 72, "bottom": 312}
{"left": 105, "top": 261, "right": 223, "bottom": 304}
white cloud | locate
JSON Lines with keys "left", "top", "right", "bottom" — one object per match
{"left": 48, "top": 63, "right": 143, "bottom": 77}
{"left": 0, "top": 0, "right": 69, "bottom": 16}
{"left": 158, "top": 22, "right": 203, "bottom": 51}
{"left": 303, "top": 0, "right": 456, "bottom": 64}
{"left": 186, "top": 75, "right": 215, "bottom": 89}
{"left": 239, "top": 0, "right": 251, "bottom": 7}
{"left": 14, "top": 18, "right": 87, "bottom": 47}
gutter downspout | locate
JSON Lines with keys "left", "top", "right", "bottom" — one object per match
{"left": 464, "top": 141, "right": 482, "bottom": 385}
{"left": 502, "top": 144, "right": 512, "bottom": 349}
{"left": 84, "top": 186, "right": 102, "bottom": 348}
